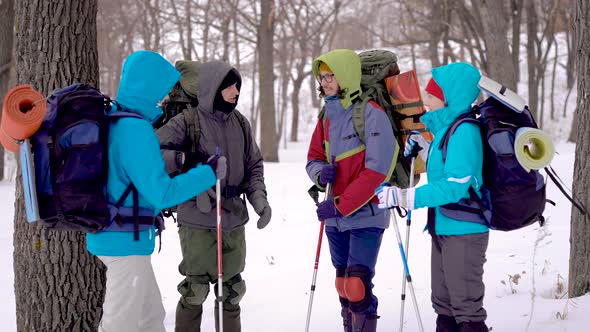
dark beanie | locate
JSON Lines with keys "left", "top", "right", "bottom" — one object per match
{"left": 214, "top": 70, "right": 241, "bottom": 113}
{"left": 219, "top": 70, "right": 241, "bottom": 91}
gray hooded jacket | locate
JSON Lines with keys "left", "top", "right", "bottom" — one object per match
{"left": 157, "top": 61, "right": 267, "bottom": 231}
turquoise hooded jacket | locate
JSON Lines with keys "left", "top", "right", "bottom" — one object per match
{"left": 86, "top": 51, "right": 216, "bottom": 256}
{"left": 415, "top": 62, "right": 488, "bottom": 236}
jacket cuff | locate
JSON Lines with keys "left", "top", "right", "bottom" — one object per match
{"left": 315, "top": 173, "right": 326, "bottom": 192}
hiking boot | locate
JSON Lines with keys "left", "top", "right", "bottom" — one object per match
{"left": 436, "top": 314, "right": 459, "bottom": 332}
{"left": 458, "top": 321, "right": 489, "bottom": 332}
{"left": 351, "top": 312, "right": 378, "bottom": 332}
{"left": 175, "top": 301, "right": 202, "bottom": 332}
{"left": 341, "top": 306, "right": 352, "bottom": 332}
{"left": 214, "top": 304, "right": 241, "bottom": 332}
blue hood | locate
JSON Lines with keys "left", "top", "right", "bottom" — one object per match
{"left": 421, "top": 62, "right": 481, "bottom": 134}
{"left": 115, "top": 50, "right": 180, "bottom": 123}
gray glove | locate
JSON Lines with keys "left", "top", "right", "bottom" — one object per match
{"left": 206, "top": 154, "right": 227, "bottom": 180}
{"left": 196, "top": 188, "right": 215, "bottom": 213}
{"left": 251, "top": 191, "right": 272, "bottom": 229}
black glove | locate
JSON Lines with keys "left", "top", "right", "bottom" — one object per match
{"left": 206, "top": 154, "right": 227, "bottom": 180}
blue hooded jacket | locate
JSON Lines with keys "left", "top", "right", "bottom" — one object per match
{"left": 86, "top": 51, "right": 216, "bottom": 256}
{"left": 415, "top": 62, "right": 488, "bottom": 236}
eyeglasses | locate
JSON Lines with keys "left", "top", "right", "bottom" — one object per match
{"left": 319, "top": 73, "right": 335, "bottom": 83}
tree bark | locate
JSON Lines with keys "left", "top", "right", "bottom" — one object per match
{"left": 526, "top": 0, "right": 540, "bottom": 122}
{"left": 565, "top": 0, "right": 576, "bottom": 90}
{"left": 14, "top": 0, "right": 106, "bottom": 330}
{"left": 511, "top": 0, "right": 524, "bottom": 83}
{"left": 428, "top": 0, "right": 443, "bottom": 67}
{"left": 309, "top": 31, "right": 323, "bottom": 109}
{"left": 568, "top": 108, "right": 579, "bottom": 142}
{"left": 479, "top": 0, "right": 518, "bottom": 91}
{"left": 0, "top": 0, "right": 15, "bottom": 181}
{"left": 550, "top": 37, "right": 558, "bottom": 120}
{"left": 290, "top": 74, "right": 305, "bottom": 142}
{"left": 258, "top": 0, "right": 278, "bottom": 161}
{"left": 569, "top": 0, "right": 590, "bottom": 298}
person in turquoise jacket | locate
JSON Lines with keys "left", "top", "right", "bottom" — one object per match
{"left": 377, "top": 62, "right": 490, "bottom": 332}
{"left": 86, "top": 50, "right": 219, "bottom": 332}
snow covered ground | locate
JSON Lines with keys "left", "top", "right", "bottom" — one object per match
{"left": 1, "top": 139, "right": 589, "bottom": 331}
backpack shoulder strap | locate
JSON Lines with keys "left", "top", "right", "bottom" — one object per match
{"left": 108, "top": 102, "right": 143, "bottom": 120}
{"left": 439, "top": 112, "right": 480, "bottom": 163}
{"left": 352, "top": 98, "right": 369, "bottom": 145}
{"left": 108, "top": 111, "right": 143, "bottom": 120}
{"left": 544, "top": 166, "right": 588, "bottom": 215}
{"left": 183, "top": 105, "right": 200, "bottom": 155}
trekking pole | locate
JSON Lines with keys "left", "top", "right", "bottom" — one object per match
{"left": 391, "top": 206, "right": 424, "bottom": 332}
{"left": 305, "top": 182, "right": 333, "bottom": 332}
{"left": 215, "top": 148, "right": 224, "bottom": 332}
{"left": 399, "top": 157, "right": 416, "bottom": 331}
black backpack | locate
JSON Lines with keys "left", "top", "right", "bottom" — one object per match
{"left": 439, "top": 97, "right": 586, "bottom": 231}
{"left": 31, "top": 83, "right": 159, "bottom": 238}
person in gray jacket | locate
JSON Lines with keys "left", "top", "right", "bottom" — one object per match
{"left": 157, "top": 60, "right": 271, "bottom": 332}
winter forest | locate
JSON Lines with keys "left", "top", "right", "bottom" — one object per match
{"left": 1, "top": 0, "right": 590, "bottom": 331}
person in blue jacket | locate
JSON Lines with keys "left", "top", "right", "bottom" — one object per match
{"left": 86, "top": 50, "right": 221, "bottom": 332}
{"left": 377, "top": 62, "right": 490, "bottom": 332}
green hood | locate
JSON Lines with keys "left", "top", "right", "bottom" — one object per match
{"left": 312, "top": 49, "right": 362, "bottom": 109}
{"left": 421, "top": 62, "right": 481, "bottom": 134}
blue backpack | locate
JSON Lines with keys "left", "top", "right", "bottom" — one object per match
{"left": 31, "top": 83, "right": 160, "bottom": 239}
{"left": 439, "top": 97, "right": 586, "bottom": 231}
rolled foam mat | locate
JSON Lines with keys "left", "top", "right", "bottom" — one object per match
{"left": 514, "top": 127, "right": 555, "bottom": 172}
{"left": 0, "top": 85, "right": 47, "bottom": 152}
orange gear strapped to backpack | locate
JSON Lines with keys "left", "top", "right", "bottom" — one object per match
{"left": 0, "top": 85, "right": 47, "bottom": 152}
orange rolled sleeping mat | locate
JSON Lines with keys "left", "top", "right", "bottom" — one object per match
{"left": 385, "top": 69, "right": 434, "bottom": 174}
{"left": 0, "top": 85, "right": 47, "bottom": 152}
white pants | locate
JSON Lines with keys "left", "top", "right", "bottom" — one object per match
{"left": 98, "top": 256, "right": 166, "bottom": 332}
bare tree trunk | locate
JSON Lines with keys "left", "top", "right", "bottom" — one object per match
{"left": 290, "top": 74, "right": 305, "bottom": 142}
{"left": 310, "top": 38, "right": 321, "bottom": 108}
{"left": 277, "top": 20, "right": 290, "bottom": 143}
{"left": 258, "top": 0, "right": 278, "bottom": 161}
{"left": 539, "top": 71, "right": 545, "bottom": 129}
{"left": 202, "top": 0, "right": 212, "bottom": 61}
{"left": 13, "top": 1, "right": 106, "bottom": 330}
{"left": 550, "top": 37, "right": 558, "bottom": 120}
{"left": 526, "top": 0, "right": 540, "bottom": 121}
{"left": 250, "top": 49, "right": 258, "bottom": 137}
{"left": 221, "top": 12, "right": 231, "bottom": 62}
{"left": 428, "top": 0, "right": 443, "bottom": 67}
{"left": 169, "top": 0, "right": 191, "bottom": 60}
{"left": 0, "top": 0, "right": 15, "bottom": 181}
{"left": 479, "top": 0, "right": 518, "bottom": 91}
{"left": 231, "top": 0, "right": 241, "bottom": 69}
{"left": 569, "top": 0, "right": 590, "bottom": 298}
{"left": 568, "top": 108, "right": 579, "bottom": 142}
{"left": 441, "top": 0, "right": 455, "bottom": 65}
{"left": 511, "top": 0, "right": 525, "bottom": 83}
{"left": 565, "top": 0, "right": 576, "bottom": 90}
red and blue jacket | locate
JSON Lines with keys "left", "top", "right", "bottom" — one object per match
{"left": 306, "top": 97, "right": 398, "bottom": 231}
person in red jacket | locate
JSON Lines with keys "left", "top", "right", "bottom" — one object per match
{"left": 306, "top": 49, "right": 398, "bottom": 332}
